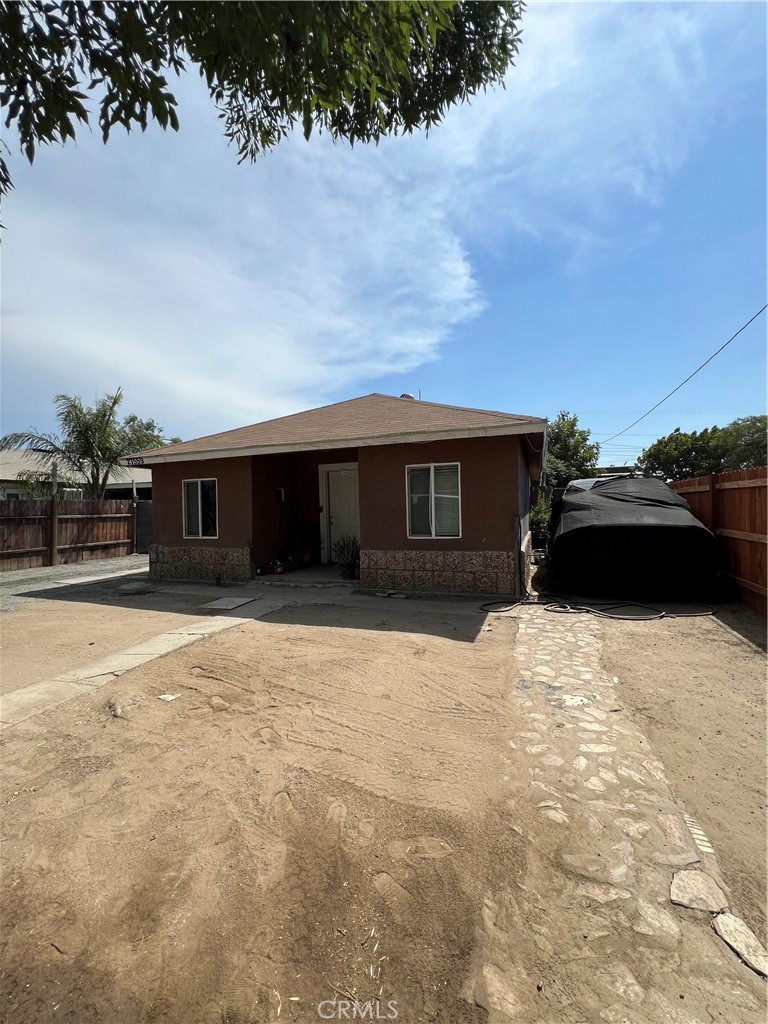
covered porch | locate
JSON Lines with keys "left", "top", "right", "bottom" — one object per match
{"left": 250, "top": 447, "right": 360, "bottom": 573}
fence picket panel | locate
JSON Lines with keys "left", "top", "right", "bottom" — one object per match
{"left": 670, "top": 467, "right": 767, "bottom": 615}
{"left": 0, "top": 498, "right": 135, "bottom": 571}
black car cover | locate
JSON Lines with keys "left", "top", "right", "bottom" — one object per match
{"left": 548, "top": 476, "right": 717, "bottom": 598}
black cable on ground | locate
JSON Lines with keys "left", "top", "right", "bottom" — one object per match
{"left": 479, "top": 594, "right": 717, "bottom": 621}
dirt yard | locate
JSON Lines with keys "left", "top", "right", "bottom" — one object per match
{"left": 2, "top": 594, "right": 765, "bottom": 1024}
{"left": 1, "top": 603, "right": 524, "bottom": 1024}
{"left": 601, "top": 607, "right": 767, "bottom": 944}
{"left": 0, "top": 600, "right": 198, "bottom": 694}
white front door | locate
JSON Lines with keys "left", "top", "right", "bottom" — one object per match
{"left": 326, "top": 468, "right": 360, "bottom": 559}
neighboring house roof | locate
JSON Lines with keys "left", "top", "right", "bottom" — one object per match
{"left": 129, "top": 393, "right": 547, "bottom": 465}
{"left": 595, "top": 464, "right": 636, "bottom": 475}
{"left": 0, "top": 449, "right": 152, "bottom": 487}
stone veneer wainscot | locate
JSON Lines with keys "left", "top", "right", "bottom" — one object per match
{"left": 359, "top": 549, "right": 517, "bottom": 595}
{"left": 149, "top": 544, "right": 251, "bottom": 583}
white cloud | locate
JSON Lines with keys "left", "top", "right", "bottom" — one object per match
{"left": 1, "top": 1, "right": 761, "bottom": 437}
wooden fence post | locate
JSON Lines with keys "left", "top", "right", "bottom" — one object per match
{"left": 49, "top": 463, "right": 59, "bottom": 566}
{"left": 131, "top": 480, "right": 138, "bottom": 555}
{"left": 129, "top": 503, "right": 137, "bottom": 554}
{"left": 709, "top": 473, "right": 720, "bottom": 534}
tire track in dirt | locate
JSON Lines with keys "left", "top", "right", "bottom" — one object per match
{"left": 1, "top": 603, "right": 526, "bottom": 1023}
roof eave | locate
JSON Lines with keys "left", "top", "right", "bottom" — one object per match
{"left": 124, "top": 420, "right": 547, "bottom": 466}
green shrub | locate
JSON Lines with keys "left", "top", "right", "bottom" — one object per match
{"left": 332, "top": 533, "right": 360, "bottom": 579}
{"left": 530, "top": 492, "right": 552, "bottom": 548}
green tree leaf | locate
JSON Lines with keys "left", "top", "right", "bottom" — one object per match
{"left": 0, "top": 389, "right": 180, "bottom": 499}
{"left": 638, "top": 415, "right": 767, "bottom": 480}
{"left": 0, "top": 1, "right": 524, "bottom": 199}
{"left": 545, "top": 411, "right": 601, "bottom": 487}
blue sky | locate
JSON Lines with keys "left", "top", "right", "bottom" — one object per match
{"left": 1, "top": 1, "right": 765, "bottom": 466}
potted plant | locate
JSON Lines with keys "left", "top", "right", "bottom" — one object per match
{"left": 332, "top": 534, "right": 360, "bottom": 580}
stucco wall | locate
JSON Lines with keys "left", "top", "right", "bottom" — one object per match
{"left": 358, "top": 435, "right": 521, "bottom": 551}
{"left": 152, "top": 456, "right": 253, "bottom": 548}
{"left": 150, "top": 456, "right": 253, "bottom": 581}
{"left": 358, "top": 435, "right": 523, "bottom": 596}
{"left": 149, "top": 435, "right": 527, "bottom": 589}
{"left": 251, "top": 452, "right": 298, "bottom": 567}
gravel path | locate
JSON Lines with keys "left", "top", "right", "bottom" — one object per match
{"left": 0, "top": 555, "right": 149, "bottom": 613}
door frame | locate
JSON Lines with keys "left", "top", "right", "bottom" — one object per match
{"left": 318, "top": 462, "right": 359, "bottom": 564}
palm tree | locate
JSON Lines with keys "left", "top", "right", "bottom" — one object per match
{"left": 0, "top": 389, "right": 174, "bottom": 499}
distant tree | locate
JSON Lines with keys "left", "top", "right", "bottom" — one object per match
{"left": 637, "top": 416, "right": 766, "bottom": 481}
{"left": 637, "top": 427, "right": 721, "bottom": 481}
{"left": 14, "top": 468, "right": 80, "bottom": 498}
{"left": 0, "top": 1, "right": 523, "bottom": 199}
{"left": 121, "top": 413, "right": 181, "bottom": 450}
{"left": 712, "top": 415, "right": 767, "bottom": 471}
{"left": 545, "top": 411, "right": 600, "bottom": 487}
{"left": 0, "top": 388, "right": 178, "bottom": 498}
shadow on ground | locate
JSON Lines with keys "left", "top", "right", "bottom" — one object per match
{"left": 714, "top": 603, "right": 766, "bottom": 652}
{"left": 257, "top": 593, "right": 490, "bottom": 643}
{"left": 9, "top": 560, "right": 761, "bottom": 647}
{"left": 530, "top": 560, "right": 764, "bottom": 645}
{"left": 7, "top": 573, "right": 492, "bottom": 644}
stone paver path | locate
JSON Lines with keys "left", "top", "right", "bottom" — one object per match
{"left": 467, "top": 607, "right": 765, "bottom": 1023}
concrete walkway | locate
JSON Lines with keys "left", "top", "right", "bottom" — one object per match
{"left": 0, "top": 592, "right": 291, "bottom": 729}
{"left": 0, "top": 557, "right": 353, "bottom": 728}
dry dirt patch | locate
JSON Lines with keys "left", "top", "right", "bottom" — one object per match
{"left": 1, "top": 602, "right": 524, "bottom": 1024}
{"left": 600, "top": 609, "right": 766, "bottom": 944}
{"left": 0, "top": 599, "right": 198, "bottom": 695}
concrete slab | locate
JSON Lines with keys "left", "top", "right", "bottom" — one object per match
{"left": 0, "top": 609, "right": 264, "bottom": 730}
{"left": 0, "top": 678, "right": 95, "bottom": 727}
{"left": 166, "top": 616, "right": 252, "bottom": 635}
{"left": 56, "top": 654, "right": 156, "bottom": 683}
{"left": 49, "top": 568, "right": 148, "bottom": 586}
{"left": 121, "top": 633, "right": 201, "bottom": 657}
{"left": 72, "top": 673, "right": 123, "bottom": 691}
{"left": 88, "top": 653, "right": 159, "bottom": 675}
{"left": 201, "top": 596, "right": 257, "bottom": 610}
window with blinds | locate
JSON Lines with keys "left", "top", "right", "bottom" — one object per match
{"left": 406, "top": 463, "right": 461, "bottom": 538}
{"left": 183, "top": 478, "right": 218, "bottom": 538}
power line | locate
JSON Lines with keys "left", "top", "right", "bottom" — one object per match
{"left": 600, "top": 304, "right": 767, "bottom": 445}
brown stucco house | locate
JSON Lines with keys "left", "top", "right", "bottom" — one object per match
{"left": 127, "top": 394, "right": 547, "bottom": 596}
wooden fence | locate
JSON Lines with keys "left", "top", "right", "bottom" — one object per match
{"left": 0, "top": 498, "right": 136, "bottom": 572}
{"left": 670, "top": 467, "right": 767, "bottom": 615}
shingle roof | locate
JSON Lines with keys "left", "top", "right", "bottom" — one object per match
{"left": 130, "top": 393, "right": 546, "bottom": 462}
{"left": 0, "top": 449, "right": 152, "bottom": 486}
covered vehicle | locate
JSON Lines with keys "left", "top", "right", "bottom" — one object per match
{"left": 548, "top": 476, "right": 717, "bottom": 597}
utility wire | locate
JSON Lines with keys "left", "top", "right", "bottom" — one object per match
{"left": 601, "top": 304, "right": 767, "bottom": 444}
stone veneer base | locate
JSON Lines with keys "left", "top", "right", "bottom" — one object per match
{"left": 520, "top": 530, "right": 534, "bottom": 590}
{"left": 149, "top": 544, "right": 251, "bottom": 583}
{"left": 359, "top": 549, "right": 518, "bottom": 596}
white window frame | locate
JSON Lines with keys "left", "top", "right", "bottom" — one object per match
{"left": 405, "top": 462, "right": 461, "bottom": 539}
{"left": 182, "top": 477, "right": 219, "bottom": 539}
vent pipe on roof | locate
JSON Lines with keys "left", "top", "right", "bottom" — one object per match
{"left": 400, "top": 393, "right": 415, "bottom": 400}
